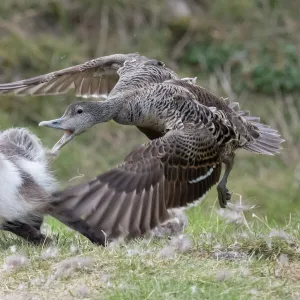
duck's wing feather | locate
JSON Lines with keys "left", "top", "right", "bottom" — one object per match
{"left": 0, "top": 53, "right": 144, "bottom": 98}
{"left": 48, "top": 125, "right": 222, "bottom": 244}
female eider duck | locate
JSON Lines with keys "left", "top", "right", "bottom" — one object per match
{"left": 0, "top": 53, "right": 284, "bottom": 245}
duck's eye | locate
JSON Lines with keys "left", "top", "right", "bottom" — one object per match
{"left": 77, "top": 108, "right": 83, "bottom": 114}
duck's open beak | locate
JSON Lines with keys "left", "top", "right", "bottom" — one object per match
{"left": 39, "top": 118, "right": 75, "bottom": 151}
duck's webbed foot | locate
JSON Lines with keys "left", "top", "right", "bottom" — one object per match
{"left": 217, "top": 154, "right": 235, "bottom": 208}
{"left": 217, "top": 183, "right": 232, "bottom": 208}
{"left": 2, "top": 218, "right": 52, "bottom": 245}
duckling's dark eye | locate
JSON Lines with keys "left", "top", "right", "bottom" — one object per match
{"left": 77, "top": 108, "right": 83, "bottom": 114}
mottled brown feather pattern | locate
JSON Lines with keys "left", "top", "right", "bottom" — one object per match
{"left": 49, "top": 127, "right": 222, "bottom": 242}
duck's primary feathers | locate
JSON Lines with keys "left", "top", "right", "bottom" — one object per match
{"left": 0, "top": 53, "right": 178, "bottom": 98}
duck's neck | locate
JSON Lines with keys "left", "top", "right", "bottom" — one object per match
{"left": 92, "top": 98, "right": 123, "bottom": 124}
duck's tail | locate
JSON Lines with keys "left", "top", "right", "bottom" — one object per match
{"left": 229, "top": 102, "right": 285, "bottom": 155}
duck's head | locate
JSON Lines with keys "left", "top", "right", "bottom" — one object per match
{"left": 39, "top": 101, "right": 113, "bottom": 152}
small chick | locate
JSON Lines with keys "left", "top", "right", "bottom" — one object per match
{"left": 0, "top": 128, "right": 57, "bottom": 244}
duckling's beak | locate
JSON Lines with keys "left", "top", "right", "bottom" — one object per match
{"left": 39, "top": 118, "right": 75, "bottom": 151}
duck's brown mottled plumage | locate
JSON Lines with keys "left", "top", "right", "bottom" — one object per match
{"left": 50, "top": 123, "right": 224, "bottom": 243}
{"left": 0, "top": 53, "right": 284, "bottom": 245}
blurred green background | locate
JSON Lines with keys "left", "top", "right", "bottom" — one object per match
{"left": 0, "top": 0, "right": 298, "bottom": 223}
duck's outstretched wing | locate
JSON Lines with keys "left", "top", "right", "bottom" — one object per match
{"left": 48, "top": 125, "right": 222, "bottom": 245}
{"left": 0, "top": 53, "right": 144, "bottom": 98}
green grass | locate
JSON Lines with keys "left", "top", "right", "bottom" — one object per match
{"left": 1, "top": 201, "right": 300, "bottom": 300}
